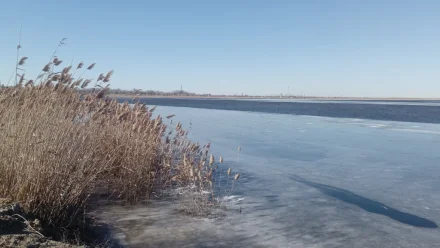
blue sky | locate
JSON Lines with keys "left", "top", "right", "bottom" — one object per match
{"left": 1, "top": 0, "right": 439, "bottom": 97}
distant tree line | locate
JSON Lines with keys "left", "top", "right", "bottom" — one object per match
{"left": 109, "top": 88, "right": 200, "bottom": 96}
{"left": 103, "top": 88, "right": 254, "bottom": 97}
{"left": 76, "top": 88, "right": 201, "bottom": 96}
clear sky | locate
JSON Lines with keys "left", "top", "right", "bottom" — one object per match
{"left": 0, "top": 0, "right": 439, "bottom": 97}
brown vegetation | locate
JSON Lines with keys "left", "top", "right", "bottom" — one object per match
{"left": 0, "top": 54, "right": 238, "bottom": 244}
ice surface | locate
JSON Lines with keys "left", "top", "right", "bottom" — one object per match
{"left": 96, "top": 106, "right": 440, "bottom": 247}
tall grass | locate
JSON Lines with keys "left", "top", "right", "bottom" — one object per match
{"left": 0, "top": 55, "right": 223, "bottom": 237}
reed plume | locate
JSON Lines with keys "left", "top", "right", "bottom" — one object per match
{"left": 18, "top": 56, "right": 28, "bottom": 66}
{"left": 87, "top": 63, "right": 95, "bottom": 70}
{"left": 234, "top": 173, "right": 240, "bottom": 180}
{"left": 103, "top": 70, "right": 114, "bottom": 83}
{"left": 42, "top": 63, "right": 51, "bottom": 72}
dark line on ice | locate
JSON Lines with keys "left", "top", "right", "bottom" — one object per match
{"left": 291, "top": 175, "right": 438, "bottom": 228}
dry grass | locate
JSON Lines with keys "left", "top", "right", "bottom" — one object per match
{"left": 170, "top": 142, "right": 243, "bottom": 216}
{"left": 0, "top": 54, "right": 230, "bottom": 240}
{"left": 0, "top": 33, "right": 242, "bottom": 245}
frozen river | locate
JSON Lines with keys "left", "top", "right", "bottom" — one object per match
{"left": 97, "top": 99, "right": 440, "bottom": 247}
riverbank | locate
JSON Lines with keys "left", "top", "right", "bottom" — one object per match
{"left": 0, "top": 199, "right": 79, "bottom": 248}
{"left": 0, "top": 198, "right": 128, "bottom": 247}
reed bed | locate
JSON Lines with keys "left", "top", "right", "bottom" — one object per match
{"left": 0, "top": 53, "right": 240, "bottom": 243}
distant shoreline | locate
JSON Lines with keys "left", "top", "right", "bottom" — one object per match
{"left": 108, "top": 94, "right": 440, "bottom": 101}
